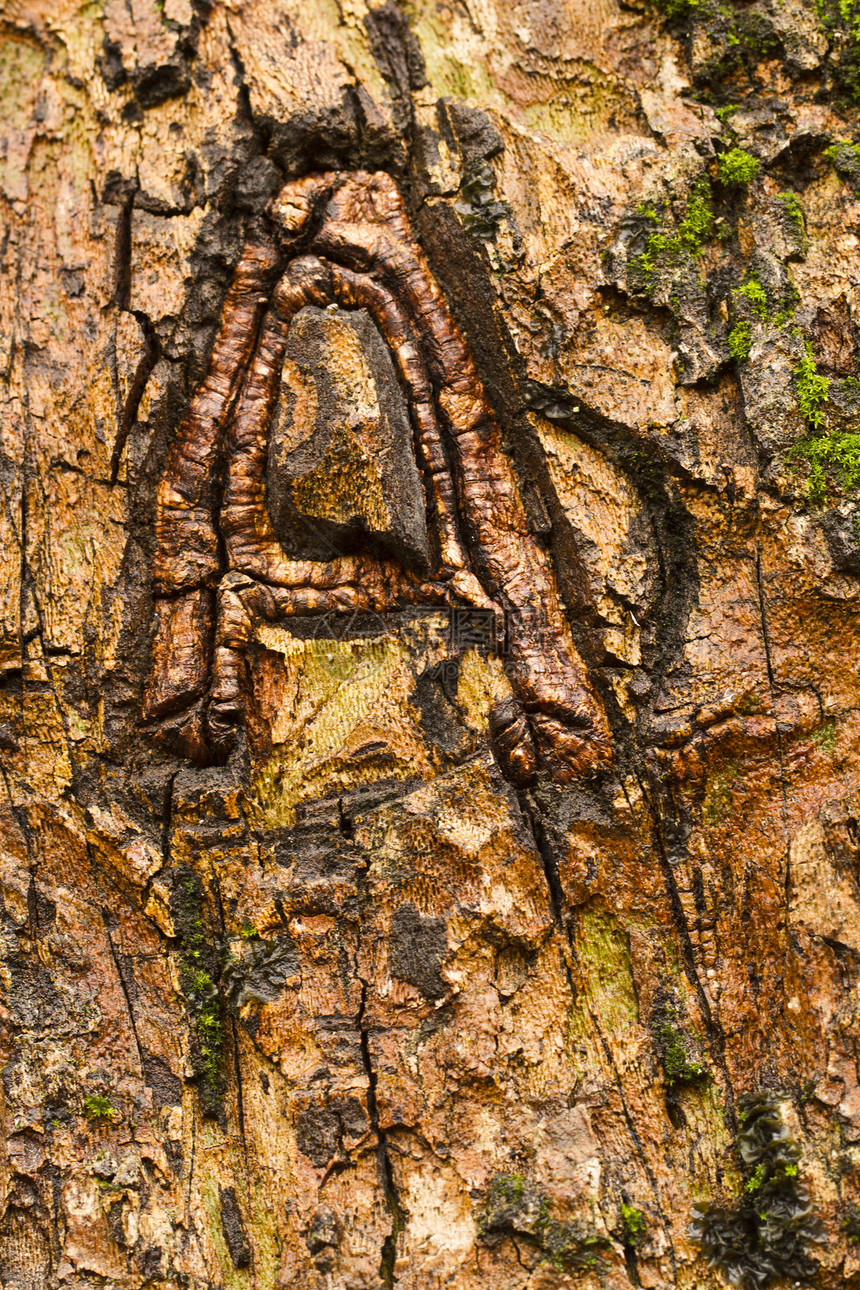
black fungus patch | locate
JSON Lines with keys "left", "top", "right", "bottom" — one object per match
{"left": 219, "top": 1186, "right": 252, "bottom": 1268}
{"left": 142, "top": 1052, "right": 183, "bottom": 1107}
{"left": 389, "top": 902, "right": 448, "bottom": 999}
{"left": 689, "top": 1091, "right": 822, "bottom": 1288}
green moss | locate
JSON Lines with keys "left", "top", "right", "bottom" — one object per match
{"left": 736, "top": 275, "right": 768, "bottom": 320}
{"left": 628, "top": 177, "right": 715, "bottom": 302}
{"left": 793, "top": 430, "right": 860, "bottom": 502}
{"left": 662, "top": 1029, "right": 705, "bottom": 1083}
{"left": 728, "top": 322, "right": 753, "bottom": 361}
{"left": 171, "top": 867, "right": 225, "bottom": 1118}
{"left": 652, "top": 997, "right": 708, "bottom": 1087}
{"left": 239, "top": 921, "right": 257, "bottom": 940}
{"left": 718, "top": 147, "right": 761, "bottom": 185}
{"left": 715, "top": 103, "right": 740, "bottom": 121}
{"left": 83, "top": 1094, "right": 114, "bottom": 1121}
{"left": 632, "top": 229, "right": 684, "bottom": 282}
{"left": 795, "top": 341, "right": 830, "bottom": 428}
{"left": 777, "top": 192, "right": 805, "bottom": 236}
{"left": 621, "top": 1203, "right": 647, "bottom": 1243}
{"left": 636, "top": 200, "right": 662, "bottom": 220}
{"left": 826, "top": 140, "right": 860, "bottom": 182}
{"left": 652, "top": 0, "right": 699, "bottom": 21}
{"left": 679, "top": 178, "right": 716, "bottom": 251}
{"left": 786, "top": 341, "right": 860, "bottom": 502}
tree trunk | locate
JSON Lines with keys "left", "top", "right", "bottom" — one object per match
{"left": 3, "top": 0, "right": 860, "bottom": 1286}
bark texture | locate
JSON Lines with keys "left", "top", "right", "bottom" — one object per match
{"left": 3, "top": 0, "right": 860, "bottom": 1286}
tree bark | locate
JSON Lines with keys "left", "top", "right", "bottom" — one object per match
{"left": 2, "top": 0, "right": 860, "bottom": 1286}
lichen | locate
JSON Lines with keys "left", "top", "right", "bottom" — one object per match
{"left": 811, "top": 719, "right": 837, "bottom": 753}
{"left": 703, "top": 761, "right": 739, "bottom": 825}
{"left": 689, "top": 1091, "right": 822, "bottom": 1289}
{"left": 477, "top": 1174, "right": 610, "bottom": 1272}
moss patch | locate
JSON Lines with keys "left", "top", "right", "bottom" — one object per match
{"left": 679, "top": 177, "right": 716, "bottom": 251}
{"left": 826, "top": 140, "right": 860, "bottom": 183}
{"left": 82, "top": 1094, "right": 115, "bottom": 1121}
{"left": 171, "top": 866, "right": 225, "bottom": 1118}
{"left": 718, "top": 148, "right": 761, "bottom": 185}
{"left": 729, "top": 321, "right": 753, "bottom": 361}
{"left": 795, "top": 341, "right": 831, "bottom": 429}
{"left": 651, "top": 994, "right": 709, "bottom": 1087}
{"left": 621, "top": 1202, "right": 647, "bottom": 1244}
{"left": 788, "top": 340, "right": 860, "bottom": 502}
{"left": 735, "top": 274, "right": 768, "bottom": 320}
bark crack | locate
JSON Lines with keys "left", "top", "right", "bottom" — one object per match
{"left": 518, "top": 785, "right": 678, "bottom": 1278}
{"left": 755, "top": 542, "right": 792, "bottom": 913}
{"left": 357, "top": 976, "right": 405, "bottom": 1287}
{"left": 634, "top": 772, "right": 738, "bottom": 1132}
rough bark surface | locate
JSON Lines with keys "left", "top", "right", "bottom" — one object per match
{"left": 3, "top": 0, "right": 860, "bottom": 1286}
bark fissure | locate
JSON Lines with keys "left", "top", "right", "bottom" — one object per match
{"left": 357, "top": 977, "right": 405, "bottom": 1288}
{"left": 636, "top": 773, "right": 739, "bottom": 1132}
{"left": 755, "top": 541, "right": 793, "bottom": 912}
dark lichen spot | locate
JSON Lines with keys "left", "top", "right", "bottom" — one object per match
{"left": 389, "top": 902, "right": 448, "bottom": 999}
{"left": 296, "top": 1096, "right": 368, "bottom": 1168}
{"left": 223, "top": 933, "right": 300, "bottom": 1008}
{"left": 307, "top": 1207, "right": 342, "bottom": 1272}
{"left": 141, "top": 1052, "right": 183, "bottom": 1108}
{"left": 219, "top": 1186, "right": 251, "bottom": 1269}
{"left": 477, "top": 1173, "right": 610, "bottom": 1272}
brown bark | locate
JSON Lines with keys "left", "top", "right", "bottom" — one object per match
{"left": 2, "top": 0, "right": 860, "bottom": 1287}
